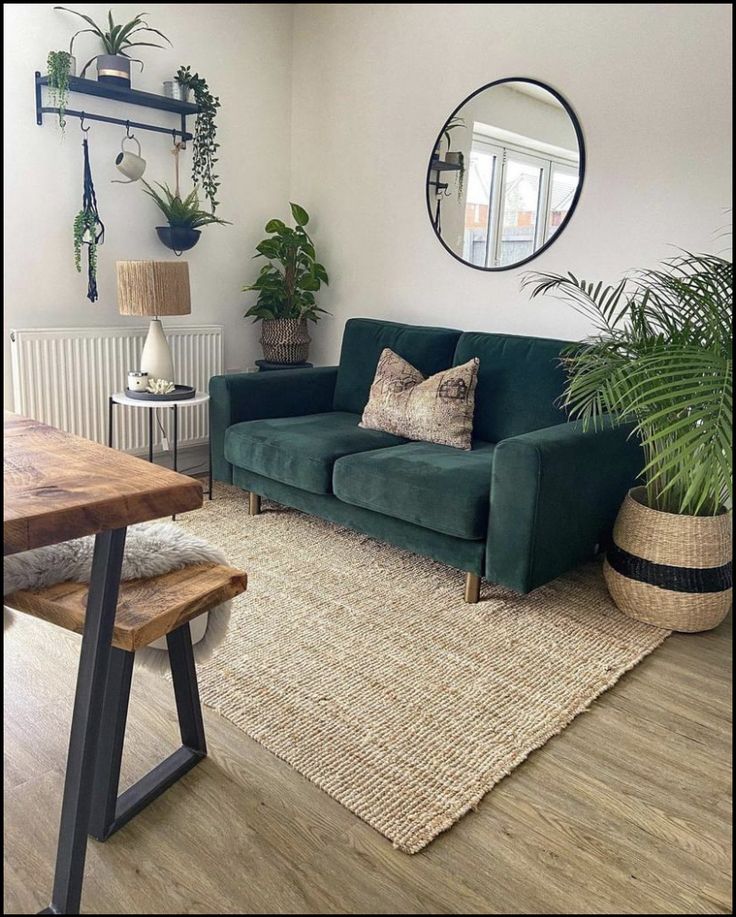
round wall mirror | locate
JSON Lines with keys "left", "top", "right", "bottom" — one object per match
{"left": 426, "top": 78, "right": 585, "bottom": 271}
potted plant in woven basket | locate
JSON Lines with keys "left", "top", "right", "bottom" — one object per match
{"left": 524, "top": 247, "right": 732, "bottom": 632}
{"left": 243, "top": 203, "right": 329, "bottom": 364}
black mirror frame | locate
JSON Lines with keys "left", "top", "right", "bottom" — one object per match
{"left": 425, "top": 77, "right": 586, "bottom": 273}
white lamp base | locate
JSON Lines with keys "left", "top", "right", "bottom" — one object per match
{"left": 140, "top": 318, "right": 174, "bottom": 382}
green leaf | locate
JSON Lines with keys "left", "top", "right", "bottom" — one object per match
{"left": 255, "top": 239, "right": 281, "bottom": 259}
{"left": 265, "top": 219, "right": 287, "bottom": 234}
{"left": 67, "top": 27, "right": 100, "bottom": 53}
{"left": 79, "top": 54, "right": 101, "bottom": 78}
{"left": 313, "top": 263, "right": 329, "bottom": 284}
{"left": 54, "top": 6, "right": 103, "bottom": 33}
{"left": 290, "top": 202, "right": 309, "bottom": 226}
{"left": 122, "top": 23, "right": 172, "bottom": 46}
{"left": 121, "top": 40, "right": 167, "bottom": 50}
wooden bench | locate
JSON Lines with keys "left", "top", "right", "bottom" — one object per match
{"left": 6, "top": 561, "right": 247, "bottom": 842}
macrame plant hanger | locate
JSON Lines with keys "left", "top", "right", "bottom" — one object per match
{"left": 77, "top": 114, "right": 105, "bottom": 302}
{"left": 434, "top": 197, "right": 442, "bottom": 234}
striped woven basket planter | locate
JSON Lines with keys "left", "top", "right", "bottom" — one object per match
{"left": 260, "top": 318, "right": 311, "bottom": 365}
{"left": 604, "top": 487, "right": 732, "bottom": 633}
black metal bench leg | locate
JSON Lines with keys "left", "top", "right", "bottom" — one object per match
{"left": 41, "top": 527, "right": 127, "bottom": 916}
{"left": 87, "top": 648, "right": 134, "bottom": 842}
{"left": 86, "top": 623, "right": 207, "bottom": 845}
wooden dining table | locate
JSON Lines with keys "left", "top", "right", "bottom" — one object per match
{"left": 4, "top": 412, "right": 204, "bottom": 914}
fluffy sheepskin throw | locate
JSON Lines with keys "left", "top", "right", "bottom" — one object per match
{"left": 3, "top": 522, "right": 232, "bottom": 676}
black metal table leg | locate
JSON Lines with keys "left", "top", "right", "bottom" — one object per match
{"left": 208, "top": 427, "right": 213, "bottom": 500}
{"left": 84, "top": 624, "right": 206, "bottom": 845}
{"left": 171, "top": 405, "right": 179, "bottom": 519}
{"left": 86, "top": 648, "right": 135, "bottom": 842}
{"left": 148, "top": 409, "right": 154, "bottom": 463}
{"left": 107, "top": 397, "right": 114, "bottom": 448}
{"left": 41, "top": 527, "right": 127, "bottom": 916}
{"left": 173, "top": 404, "right": 178, "bottom": 473}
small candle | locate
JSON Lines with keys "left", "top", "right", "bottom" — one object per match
{"left": 128, "top": 371, "right": 149, "bottom": 392}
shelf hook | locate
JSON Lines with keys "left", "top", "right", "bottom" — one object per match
{"left": 80, "top": 111, "right": 90, "bottom": 133}
{"left": 125, "top": 119, "right": 133, "bottom": 139}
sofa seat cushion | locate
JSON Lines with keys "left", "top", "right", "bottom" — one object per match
{"left": 333, "top": 440, "right": 496, "bottom": 540}
{"left": 224, "top": 412, "right": 407, "bottom": 495}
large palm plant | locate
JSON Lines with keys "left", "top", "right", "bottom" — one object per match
{"left": 522, "top": 250, "right": 732, "bottom": 517}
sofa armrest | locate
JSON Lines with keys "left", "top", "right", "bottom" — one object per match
{"left": 486, "top": 417, "right": 642, "bottom": 593}
{"left": 209, "top": 366, "right": 339, "bottom": 483}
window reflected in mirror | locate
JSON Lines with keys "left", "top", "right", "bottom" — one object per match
{"left": 427, "top": 80, "right": 584, "bottom": 271}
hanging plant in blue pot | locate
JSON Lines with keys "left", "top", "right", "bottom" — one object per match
{"left": 141, "top": 180, "right": 230, "bottom": 256}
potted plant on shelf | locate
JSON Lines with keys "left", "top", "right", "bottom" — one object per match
{"left": 242, "top": 203, "right": 329, "bottom": 364}
{"left": 47, "top": 50, "right": 74, "bottom": 132}
{"left": 523, "top": 247, "right": 733, "bottom": 632}
{"left": 141, "top": 180, "right": 230, "bottom": 255}
{"left": 54, "top": 6, "right": 171, "bottom": 88}
{"left": 175, "top": 66, "right": 221, "bottom": 213}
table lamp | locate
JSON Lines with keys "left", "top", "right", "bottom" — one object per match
{"left": 116, "top": 260, "right": 191, "bottom": 383}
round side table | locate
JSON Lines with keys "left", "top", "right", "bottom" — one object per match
{"left": 108, "top": 391, "right": 213, "bottom": 500}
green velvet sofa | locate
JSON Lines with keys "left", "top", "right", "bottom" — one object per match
{"left": 210, "top": 318, "right": 641, "bottom": 602}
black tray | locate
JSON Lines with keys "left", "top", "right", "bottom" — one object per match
{"left": 125, "top": 384, "right": 196, "bottom": 402}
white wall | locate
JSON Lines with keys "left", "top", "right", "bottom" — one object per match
{"left": 290, "top": 3, "right": 733, "bottom": 366}
{"left": 4, "top": 4, "right": 733, "bottom": 401}
{"left": 3, "top": 3, "right": 294, "bottom": 408}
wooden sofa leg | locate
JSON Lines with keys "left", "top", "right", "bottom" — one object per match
{"left": 248, "top": 493, "right": 262, "bottom": 516}
{"left": 464, "top": 573, "right": 481, "bottom": 604}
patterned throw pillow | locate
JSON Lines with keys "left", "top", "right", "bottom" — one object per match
{"left": 359, "top": 348, "right": 480, "bottom": 450}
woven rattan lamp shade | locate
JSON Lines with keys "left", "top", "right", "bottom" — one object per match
{"left": 116, "top": 261, "right": 191, "bottom": 317}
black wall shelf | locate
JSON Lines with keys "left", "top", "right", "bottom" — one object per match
{"left": 35, "top": 71, "right": 199, "bottom": 142}
{"left": 430, "top": 157, "right": 462, "bottom": 172}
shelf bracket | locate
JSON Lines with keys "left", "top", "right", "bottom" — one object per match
{"left": 35, "top": 70, "right": 43, "bottom": 125}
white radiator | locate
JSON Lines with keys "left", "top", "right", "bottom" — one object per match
{"left": 10, "top": 325, "right": 223, "bottom": 453}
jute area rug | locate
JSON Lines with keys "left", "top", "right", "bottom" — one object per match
{"left": 179, "top": 484, "right": 669, "bottom": 853}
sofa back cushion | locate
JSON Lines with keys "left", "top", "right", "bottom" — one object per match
{"left": 453, "top": 332, "right": 570, "bottom": 442}
{"left": 334, "top": 318, "right": 462, "bottom": 415}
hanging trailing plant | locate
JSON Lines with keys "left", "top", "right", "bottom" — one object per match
{"left": 73, "top": 136, "right": 105, "bottom": 302}
{"left": 443, "top": 117, "right": 467, "bottom": 201}
{"left": 47, "top": 50, "right": 73, "bottom": 133}
{"left": 175, "top": 66, "right": 221, "bottom": 212}
{"left": 455, "top": 151, "right": 465, "bottom": 201}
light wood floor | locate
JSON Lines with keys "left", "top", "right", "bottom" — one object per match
{"left": 3, "top": 604, "right": 732, "bottom": 914}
